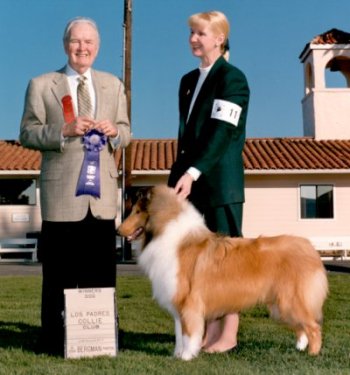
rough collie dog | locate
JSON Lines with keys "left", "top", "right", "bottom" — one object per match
{"left": 117, "top": 185, "right": 328, "bottom": 361}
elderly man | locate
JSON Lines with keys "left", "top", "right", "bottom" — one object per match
{"left": 20, "top": 17, "right": 131, "bottom": 355}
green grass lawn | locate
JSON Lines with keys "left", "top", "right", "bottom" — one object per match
{"left": 0, "top": 273, "right": 349, "bottom": 375}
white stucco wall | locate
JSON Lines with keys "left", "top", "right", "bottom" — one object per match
{"left": 302, "top": 90, "right": 350, "bottom": 139}
{"left": 243, "top": 172, "right": 350, "bottom": 240}
{"left": 0, "top": 184, "right": 42, "bottom": 238}
{"left": 1, "top": 171, "right": 350, "bottom": 248}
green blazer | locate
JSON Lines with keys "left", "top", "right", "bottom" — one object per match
{"left": 168, "top": 56, "right": 250, "bottom": 209}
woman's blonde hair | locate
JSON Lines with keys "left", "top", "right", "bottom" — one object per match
{"left": 188, "top": 11, "right": 230, "bottom": 57}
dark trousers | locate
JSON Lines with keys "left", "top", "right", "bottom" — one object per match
{"left": 202, "top": 203, "right": 243, "bottom": 237}
{"left": 39, "top": 210, "right": 116, "bottom": 355}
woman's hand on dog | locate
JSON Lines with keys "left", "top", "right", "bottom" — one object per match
{"left": 174, "top": 173, "right": 194, "bottom": 199}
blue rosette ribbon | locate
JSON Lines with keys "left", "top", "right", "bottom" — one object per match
{"left": 76, "top": 129, "right": 107, "bottom": 198}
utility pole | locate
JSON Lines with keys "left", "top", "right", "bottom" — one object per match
{"left": 123, "top": 0, "right": 132, "bottom": 127}
{"left": 121, "top": 0, "right": 133, "bottom": 261}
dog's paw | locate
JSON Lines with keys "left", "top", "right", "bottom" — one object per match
{"left": 180, "top": 350, "right": 197, "bottom": 361}
{"left": 173, "top": 347, "right": 183, "bottom": 358}
{"left": 296, "top": 333, "right": 309, "bottom": 351}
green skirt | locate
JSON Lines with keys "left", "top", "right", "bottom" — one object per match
{"left": 202, "top": 203, "right": 243, "bottom": 237}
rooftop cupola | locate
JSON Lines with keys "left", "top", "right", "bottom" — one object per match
{"left": 299, "top": 28, "right": 350, "bottom": 140}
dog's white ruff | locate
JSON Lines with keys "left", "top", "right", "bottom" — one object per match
{"left": 138, "top": 200, "right": 206, "bottom": 359}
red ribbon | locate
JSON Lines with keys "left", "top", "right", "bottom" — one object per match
{"left": 61, "top": 95, "right": 75, "bottom": 123}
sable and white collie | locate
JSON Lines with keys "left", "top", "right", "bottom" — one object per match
{"left": 117, "top": 185, "right": 328, "bottom": 361}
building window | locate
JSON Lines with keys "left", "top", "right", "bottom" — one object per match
{"left": 300, "top": 184, "right": 333, "bottom": 219}
{"left": 0, "top": 179, "right": 36, "bottom": 205}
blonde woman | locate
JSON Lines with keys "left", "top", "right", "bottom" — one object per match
{"left": 168, "top": 11, "right": 250, "bottom": 354}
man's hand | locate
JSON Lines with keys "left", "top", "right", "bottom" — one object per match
{"left": 94, "top": 120, "right": 118, "bottom": 137}
{"left": 62, "top": 118, "right": 118, "bottom": 138}
{"left": 62, "top": 116, "right": 96, "bottom": 137}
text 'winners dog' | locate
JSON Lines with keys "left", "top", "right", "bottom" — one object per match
{"left": 118, "top": 185, "right": 328, "bottom": 361}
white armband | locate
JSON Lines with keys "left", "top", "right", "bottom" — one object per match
{"left": 211, "top": 99, "right": 242, "bottom": 126}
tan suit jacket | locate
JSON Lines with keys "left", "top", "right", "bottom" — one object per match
{"left": 20, "top": 67, "right": 131, "bottom": 222}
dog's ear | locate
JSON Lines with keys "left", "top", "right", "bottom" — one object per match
{"left": 147, "top": 186, "right": 155, "bottom": 200}
{"left": 135, "top": 187, "right": 152, "bottom": 211}
{"left": 132, "top": 187, "right": 153, "bottom": 209}
{"left": 136, "top": 186, "right": 152, "bottom": 200}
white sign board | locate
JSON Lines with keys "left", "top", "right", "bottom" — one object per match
{"left": 64, "top": 287, "right": 118, "bottom": 359}
{"left": 12, "top": 213, "right": 30, "bottom": 222}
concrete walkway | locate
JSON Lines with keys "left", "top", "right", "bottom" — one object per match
{"left": 0, "top": 260, "right": 349, "bottom": 277}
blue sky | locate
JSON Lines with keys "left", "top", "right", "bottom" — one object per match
{"left": 1, "top": 0, "right": 350, "bottom": 140}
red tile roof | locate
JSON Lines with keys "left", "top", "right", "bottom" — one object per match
{"left": 243, "top": 138, "right": 350, "bottom": 170}
{"left": 299, "top": 28, "right": 350, "bottom": 59}
{"left": 1, "top": 138, "right": 350, "bottom": 173}
{"left": 0, "top": 140, "right": 41, "bottom": 171}
{"left": 311, "top": 28, "right": 350, "bottom": 45}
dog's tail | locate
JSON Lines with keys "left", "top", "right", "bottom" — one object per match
{"left": 304, "top": 268, "right": 328, "bottom": 322}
